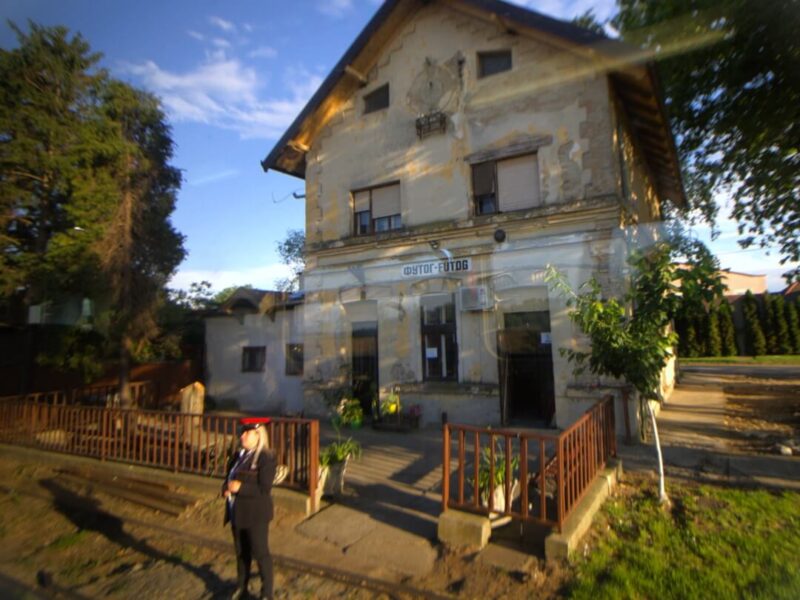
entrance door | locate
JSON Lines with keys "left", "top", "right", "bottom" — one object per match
{"left": 352, "top": 321, "right": 378, "bottom": 416}
{"left": 498, "top": 311, "right": 555, "bottom": 424}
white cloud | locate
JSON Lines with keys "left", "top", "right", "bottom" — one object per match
{"left": 187, "top": 30, "right": 205, "bottom": 41}
{"left": 317, "top": 0, "right": 354, "bottom": 18}
{"left": 170, "top": 263, "right": 292, "bottom": 292}
{"left": 126, "top": 57, "right": 322, "bottom": 139}
{"left": 188, "top": 169, "right": 240, "bottom": 186}
{"left": 212, "top": 37, "right": 231, "bottom": 49}
{"left": 208, "top": 16, "right": 236, "bottom": 33}
{"left": 249, "top": 46, "right": 278, "bottom": 59}
{"left": 243, "top": 23, "right": 254, "bottom": 33}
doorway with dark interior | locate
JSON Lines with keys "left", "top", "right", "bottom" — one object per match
{"left": 498, "top": 310, "right": 555, "bottom": 426}
{"left": 352, "top": 321, "right": 378, "bottom": 417}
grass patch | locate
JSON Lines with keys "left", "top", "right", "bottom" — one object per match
{"left": 568, "top": 479, "right": 800, "bottom": 599}
{"left": 679, "top": 355, "right": 800, "bottom": 365}
{"left": 50, "top": 529, "right": 89, "bottom": 550}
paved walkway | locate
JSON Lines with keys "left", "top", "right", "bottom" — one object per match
{"left": 618, "top": 364, "right": 800, "bottom": 491}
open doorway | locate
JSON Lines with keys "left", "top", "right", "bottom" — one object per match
{"left": 498, "top": 311, "right": 555, "bottom": 425}
{"left": 352, "top": 321, "right": 378, "bottom": 417}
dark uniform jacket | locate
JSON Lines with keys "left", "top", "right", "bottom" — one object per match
{"left": 223, "top": 449, "right": 277, "bottom": 529}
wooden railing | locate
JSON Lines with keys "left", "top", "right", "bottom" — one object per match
{"left": 442, "top": 396, "right": 616, "bottom": 531}
{"left": 0, "top": 401, "right": 319, "bottom": 504}
{"left": 0, "top": 381, "right": 156, "bottom": 408}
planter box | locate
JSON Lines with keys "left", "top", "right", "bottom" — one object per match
{"left": 372, "top": 414, "right": 420, "bottom": 432}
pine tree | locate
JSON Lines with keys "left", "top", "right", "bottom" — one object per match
{"left": 786, "top": 298, "right": 800, "bottom": 354}
{"left": 707, "top": 308, "right": 722, "bottom": 357}
{"left": 761, "top": 293, "right": 778, "bottom": 354}
{"left": 719, "top": 301, "right": 738, "bottom": 356}
{"left": 743, "top": 291, "right": 766, "bottom": 356}
{"left": 772, "top": 295, "right": 792, "bottom": 354}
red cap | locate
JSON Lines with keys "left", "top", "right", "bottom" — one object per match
{"left": 239, "top": 417, "right": 271, "bottom": 431}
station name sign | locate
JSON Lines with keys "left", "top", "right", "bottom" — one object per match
{"left": 401, "top": 257, "right": 472, "bottom": 278}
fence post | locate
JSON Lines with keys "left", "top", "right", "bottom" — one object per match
{"left": 442, "top": 424, "right": 450, "bottom": 513}
{"left": 557, "top": 436, "right": 565, "bottom": 532}
{"left": 309, "top": 420, "right": 319, "bottom": 512}
{"left": 174, "top": 413, "right": 180, "bottom": 473}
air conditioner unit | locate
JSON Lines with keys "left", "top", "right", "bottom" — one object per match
{"left": 459, "top": 286, "right": 491, "bottom": 311}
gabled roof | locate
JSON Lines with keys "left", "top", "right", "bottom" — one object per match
{"left": 261, "top": 0, "right": 686, "bottom": 207}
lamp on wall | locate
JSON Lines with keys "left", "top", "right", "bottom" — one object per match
{"left": 429, "top": 240, "right": 440, "bottom": 250}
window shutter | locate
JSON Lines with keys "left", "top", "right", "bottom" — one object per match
{"left": 472, "top": 162, "right": 495, "bottom": 196}
{"left": 371, "top": 184, "right": 400, "bottom": 218}
{"left": 353, "top": 190, "right": 370, "bottom": 213}
{"left": 498, "top": 154, "right": 539, "bottom": 212}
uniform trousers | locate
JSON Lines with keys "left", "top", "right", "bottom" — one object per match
{"left": 231, "top": 520, "right": 272, "bottom": 598}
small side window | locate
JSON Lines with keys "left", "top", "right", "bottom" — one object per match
{"left": 478, "top": 50, "right": 512, "bottom": 78}
{"left": 242, "top": 346, "right": 266, "bottom": 372}
{"left": 364, "top": 83, "right": 389, "bottom": 114}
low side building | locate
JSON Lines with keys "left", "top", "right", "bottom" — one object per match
{"left": 205, "top": 288, "right": 305, "bottom": 414}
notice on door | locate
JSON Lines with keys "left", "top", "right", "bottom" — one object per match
{"left": 540, "top": 332, "right": 552, "bottom": 345}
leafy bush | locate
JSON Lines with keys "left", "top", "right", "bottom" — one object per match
{"left": 320, "top": 437, "right": 362, "bottom": 466}
{"left": 335, "top": 398, "right": 363, "bottom": 427}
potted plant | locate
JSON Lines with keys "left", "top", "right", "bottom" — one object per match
{"left": 334, "top": 397, "right": 364, "bottom": 429}
{"left": 319, "top": 436, "right": 362, "bottom": 496}
{"left": 476, "top": 446, "right": 520, "bottom": 523}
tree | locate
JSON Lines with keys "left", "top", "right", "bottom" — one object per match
{"left": 547, "top": 242, "right": 677, "bottom": 505}
{"left": 742, "top": 291, "right": 766, "bottom": 356}
{"left": 706, "top": 309, "right": 722, "bottom": 357}
{"left": 275, "top": 229, "right": 305, "bottom": 292}
{"left": 761, "top": 293, "right": 778, "bottom": 355}
{"left": 786, "top": 298, "right": 800, "bottom": 354}
{"left": 772, "top": 295, "right": 792, "bottom": 355}
{"left": 614, "top": 0, "right": 800, "bottom": 281}
{"left": 1, "top": 23, "right": 185, "bottom": 399}
{"left": 718, "top": 301, "right": 738, "bottom": 356}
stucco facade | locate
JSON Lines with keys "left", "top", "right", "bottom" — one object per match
{"left": 263, "top": 0, "right": 684, "bottom": 433}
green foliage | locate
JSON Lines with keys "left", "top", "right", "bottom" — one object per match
{"left": 743, "top": 291, "right": 767, "bottom": 356}
{"left": 615, "top": 0, "right": 800, "bottom": 282}
{"left": 320, "top": 437, "right": 361, "bottom": 466}
{"left": 762, "top": 293, "right": 779, "bottom": 354}
{"left": 334, "top": 398, "right": 363, "bottom": 428}
{"left": 477, "top": 444, "right": 520, "bottom": 493}
{"left": 568, "top": 480, "right": 800, "bottom": 599}
{"left": 0, "top": 22, "right": 185, "bottom": 384}
{"left": 275, "top": 229, "right": 305, "bottom": 292}
{"left": 546, "top": 243, "right": 677, "bottom": 401}
{"left": 772, "top": 295, "right": 793, "bottom": 354}
{"left": 785, "top": 299, "right": 800, "bottom": 354}
{"left": 706, "top": 310, "right": 722, "bottom": 357}
{"left": 718, "top": 302, "right": 738, "bottom": 356}
{"left": 379, "top": 392, "right": 401, "bottom": 417}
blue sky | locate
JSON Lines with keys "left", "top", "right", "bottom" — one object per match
{"left": 1, "top": 0, "right": 794, "bottom": 292}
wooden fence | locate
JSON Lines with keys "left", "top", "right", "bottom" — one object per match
{"left": 0, "top": 401, "right": 319, "bottom": 503}
{"left": 442, "top": 396, "right": 616, "bottom": 531}
{"left": 0, "top": 381, "right": 155, "bottom": 408}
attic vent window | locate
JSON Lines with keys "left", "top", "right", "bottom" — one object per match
{"left": 416, "top": 111, "right": 447, "bottom": 139}
{"left": 478, "top": 50, "right": 512, "bottom": 78}
{"left": 364, "top": 83, "right": 389, "bottom": 114}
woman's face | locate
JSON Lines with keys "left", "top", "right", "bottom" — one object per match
{"left": 240, "top": 428, "right": 259, "bottom": 451}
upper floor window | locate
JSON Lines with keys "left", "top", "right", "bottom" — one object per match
{"left": 472, "top": 153, "right": 540, "bottom": 216}
{"left": 478, "top": 50, "right": 512, "bottom": 78}
{"left": 242, "top": 346, "right": 266, "bottom": 372}
{"left": 285, "top": 343, "right": 303, "bottom": 376}
{"left": 364, "top": 83, "right": 389, "bottom": 114}
{"left": 353, "top": 183, "right": 401, "bottom": 235}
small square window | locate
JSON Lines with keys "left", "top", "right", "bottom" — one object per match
{"left": 478, "top": 50, "right": 512, "bottom": 78}
{"left": 364, "top": 83, "right": 389, "bottom": 114}
{"left": 242, "top": 346, "right": 266, "bottom": 372}
{"left": 285, "top": 343, "right": 303, "bottom": 376}
{"left": 355, "top": 210, "right": 371, "bottom": 235}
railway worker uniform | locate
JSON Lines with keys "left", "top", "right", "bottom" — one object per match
{"left": 223, "top": 417, "right": 277, "bottom": 600}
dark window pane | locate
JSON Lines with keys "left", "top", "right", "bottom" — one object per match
{"left": 364, "top": 83, "right": 389, "bottom": 114}
{"left": 476, "top": 195, "right": 497, "bottom": 215}
{"left": 478, "top": 51, "right": 512, "bottom": 78}
{"left": 285, "top": 343, "right": 303, "bottom": 375}
{"left": 355, "top": 210, "right": 371, "bottom": 235}
{"left": 374, "top": 214, "right": 401, "bottom": 232}
{"left": 421, "top": 295, "right": 457, "bottom": 381}
{"left": 473, "top": 161, "right": 495, "bottom": 195}
{"left": 242, "top": 346, "right": 266, "bottom": 372}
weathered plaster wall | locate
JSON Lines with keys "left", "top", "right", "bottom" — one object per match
{"left": 304, "top": 2, "right": 616, "bottom": 245}
{"left": 205, "top": 307, "right": 304, "bottom": 413}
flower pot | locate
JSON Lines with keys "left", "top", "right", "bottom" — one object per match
{"left": 322, "top": 458, "right": 349, "bottom": 496}
{"left": 481, "top": 479, "right": 520, "bottom": 526}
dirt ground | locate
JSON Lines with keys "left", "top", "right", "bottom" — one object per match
{"left": 0, "top": 452, "right": 573, "bottom": 599}
{"left": 722, "top": 375, "right": 800, "bottom": 454}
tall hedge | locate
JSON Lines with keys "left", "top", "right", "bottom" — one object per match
{"left": 771, "top": 295, "right": 792, "bottom": 354}
{"left": 743, "top": 291, "right": 767, "bottom": 356}
{"left": 762, "top": 293, "right": 779, "bottom": 354}
{"left": 706, "top": 309, "right": 722, "bottom": 357}
{"left": 718, "top": 301, "right": 738, "bottom": 356}
{"left": 786, "top": 298, "right": 800, "bottom": 354}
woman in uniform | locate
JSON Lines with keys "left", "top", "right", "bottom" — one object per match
{"left": 223, "top": 417, "right": 277, "bottom": 600}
